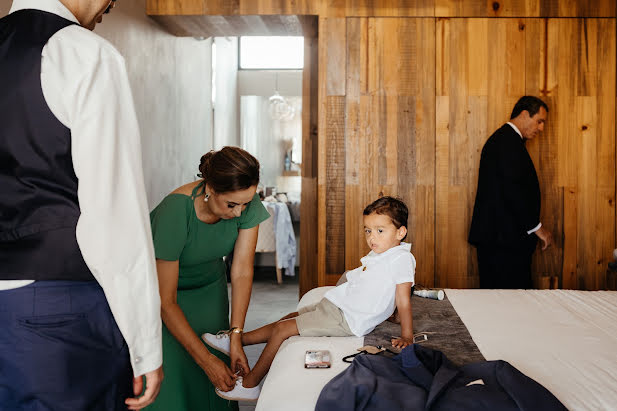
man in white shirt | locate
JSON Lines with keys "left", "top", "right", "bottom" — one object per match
{"left": 0, "top": 1, "right": 163, "bottom": 409}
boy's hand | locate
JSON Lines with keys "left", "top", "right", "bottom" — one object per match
{"left": 391, "top": 337, "right": 413, "bottom": 349}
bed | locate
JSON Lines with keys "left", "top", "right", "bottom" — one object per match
{"left": 255, "top": 287, "right": 617, "bottom": 411}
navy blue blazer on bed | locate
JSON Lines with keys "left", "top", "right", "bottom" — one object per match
{"left": 316, "top": 344, "right": 566, "bottom": 411}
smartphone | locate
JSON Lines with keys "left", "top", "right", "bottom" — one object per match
{"left": 413, "top": 334, "right": 428, "bottom": 343}
{"left": 304, "top": 350, "right": 331, "bottom": 368}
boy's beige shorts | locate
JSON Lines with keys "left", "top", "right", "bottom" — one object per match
{"left": 295, "top": 298, "right": 354, "bottom": 337}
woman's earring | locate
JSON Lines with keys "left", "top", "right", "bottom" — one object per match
{"left": 204, "top": 193, "right": 210, "bottom": 202}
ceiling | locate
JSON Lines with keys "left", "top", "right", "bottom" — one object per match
{"left": 150, "top": 14, "right": 318, "bottom": 38}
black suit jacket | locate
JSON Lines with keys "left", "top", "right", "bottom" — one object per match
{"left": 468, "top": 124, "right": 541, "bottom": 247}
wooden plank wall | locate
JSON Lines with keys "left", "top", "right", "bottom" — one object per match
{"left": 147, "top": 0, "right": 616, "bottom": 18}
{"left": 338, "top": 17, "right": 436, "bottom": 287}
{"left": 146, "top": 0, "right": 617, "bottom": 292}
{"left": 436, "top": 18, "right": 616, "bottom": 289}
{"left": 299, "top": 34, "right": 320, "bottom": 295}
{"left": 317, "top": 18, "right": 615, "bottom": 291}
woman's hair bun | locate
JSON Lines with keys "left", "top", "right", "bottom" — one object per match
{"left": 198, "top": 147, "right": 260, "bottom": 193}
{"left": 198, "top": 151, "right": 215, "bottom": 178}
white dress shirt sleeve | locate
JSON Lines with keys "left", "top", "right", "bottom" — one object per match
{"left": 527, "top": 222, "right": 542, "bottom": 235}
{"left": 507, "top": 123, "right": 542, "bottom": 235}
{"left": 43, "top": 26, "right": 162, "bottom": 377}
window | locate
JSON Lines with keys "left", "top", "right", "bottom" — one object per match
{"left": 239, "top": 36, "right": 304, "bottom": 69}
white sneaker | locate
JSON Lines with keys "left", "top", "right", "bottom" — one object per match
{"left": 215, "top": 377, "right": 261, "bottom": 402}
{"left": 201, "top": 331, "right": 230, "bottom": 356}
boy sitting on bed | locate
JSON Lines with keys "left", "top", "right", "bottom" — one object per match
{"left": 203, "top": 196, "right": 416, "bottom": 402}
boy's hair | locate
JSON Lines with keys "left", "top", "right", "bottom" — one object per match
{"left": 363, "top": 196, "right": 409, "bottom": 239}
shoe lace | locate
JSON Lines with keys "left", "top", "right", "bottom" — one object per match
{"left": 215, "top": 330, "right": 230, "bottom": 339}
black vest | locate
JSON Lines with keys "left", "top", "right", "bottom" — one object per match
{"left": 0, "top": 10, "right": 94, "bottom": 281}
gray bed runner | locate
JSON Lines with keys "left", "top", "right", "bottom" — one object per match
{"left": 363, "top": 293, "right": 485, "bottom": 367}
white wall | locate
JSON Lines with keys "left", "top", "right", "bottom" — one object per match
{"left": 1, "top": 0, "right": 214, "bottom": 209}
{"left": 213, "top": 37, "right": 239, "bottom": 149}
{"left": 238, "top": 70, "right": 302, "bottom": 97}
{"left": 241, "top": 96, "right": 302, "bottom": 188}
{"left": 95, "top": 1, "right": 213, "bottom": 209}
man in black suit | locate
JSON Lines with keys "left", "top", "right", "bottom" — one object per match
{"left": 469, "top": 96, "right": 553, "bottom": 289}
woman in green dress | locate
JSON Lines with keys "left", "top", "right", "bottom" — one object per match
{"left": 146, "top": 147, "right": 270, "bottom": 410}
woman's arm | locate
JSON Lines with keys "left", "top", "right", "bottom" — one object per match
{"left": 156, "top": 259, "right": 236, "bottom": 391}
{"left": 391, "top": 282, "right": 414, "bottom": 349}
{"left": 228, "top": 225, "right": 259, "bottom": 374}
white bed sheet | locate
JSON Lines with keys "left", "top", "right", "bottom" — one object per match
{"left": 446, "top": 289, "right": 617, "bottom": 411}
{"left": 256, "top": 286, "right": 363, "bottom": 411}
{"left": 259, "top": 288, "right": 617, "bottom": 410}
{"left": 255, "top": 335, "right": 363, "bottom": 411}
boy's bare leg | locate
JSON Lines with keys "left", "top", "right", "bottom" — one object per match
{"left": 241, "top": 312, "right": 299, "bottom": 346}
{"left": 241, "top": 322, "right": 276, "bottom": 346}
{"left": 278, "top": 311, "right": 299, "bottom": 321}
{"left": 387, "top": 308, "right": 401, "bottom": 324}
{"left": 242, "top": 318, "right": 299, "bottom": 388}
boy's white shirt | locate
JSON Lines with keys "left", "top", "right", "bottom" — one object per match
{"left": 325, "top": 242, "right": 416, "bottom": 337}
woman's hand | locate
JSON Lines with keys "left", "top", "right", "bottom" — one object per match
{"left": 201, "top": 354, "right": 236, "bottom": 392}
{"left": 229, "top": 334, "right": 250, "bottom": 376}
{"left": 391, "top": 336, "right": 414, "bottom": 349}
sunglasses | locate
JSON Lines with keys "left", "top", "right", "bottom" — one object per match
{"left": 104, "top": 0, "right": 117, "bottom": 14}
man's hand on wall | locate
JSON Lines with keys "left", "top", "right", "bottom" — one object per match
{"left": 535, "top": 226, "right": 554, "bottom": 250}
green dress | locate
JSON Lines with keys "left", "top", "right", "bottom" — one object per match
{"left": 146, "top": 182, "right": 269, "bottom": 411}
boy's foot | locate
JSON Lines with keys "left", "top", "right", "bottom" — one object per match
{"left": 201, "top": 331, "right": 230, "bottom": 356}
{"left": 215, "top": 377, "right": 261, "bottom": 402}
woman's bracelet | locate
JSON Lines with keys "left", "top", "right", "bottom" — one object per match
{"left": 229, "top": 326, "right": 243, "bottom": 335}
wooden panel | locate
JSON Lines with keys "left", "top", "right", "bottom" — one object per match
{"left": 149, "top": 0, "right": 615, "bottom": 17}
{"left": 344, "top": 18, "right": 367, "bottom": 270}
{"left": 145, "top": 0, "right": 616, "bottom": 292}
{"left": 300, "top": 178, "right": 318, "bottom": 296}
{"left": 533, "top": 18, "right": 616, "bottom": 290}
{"left": 147, "top": 0, "right": 319, "bottom": 15}
{"left": 323, "top": 0, "right": 435, "bottom": 17}
{"left": 347, "top": 0, "right": 434, "bottom": 17}
{"left": 318, "top": 17, "right": 348, "bottom": 280}
{"left": 325, "top": 96, "right": 346, "bottom": 276}
{"left": 334, "top": 16, "right": 613, "bottom": 291}
{"left": 436, "top": 17, "right": 613, "bottom": 290}
{"left": 148, "top": 15, "right": 314, "bottom": 37}
{"left": 342, "top": 18, "right": 435, "bottom": 286}
{"left": 238, "top": 0, "right": 320, "bottom": 15}
{"left": 562, "top": 187, "right": 578, "bottom": 289}
{"left": 147, "top": 0, "right": 206, "bottom": 15}
{"left": 302, "top": 37, "right": 319, "bottom": 179}
{"left": 437, "top": 18, "right": 508, "bottom": 288}
{"left": 326, "top": 18, "right": 347, "bottom": 96}
{"left": 597, "top": 18, "right": 617, "bottom": 289}
{"left": 434, "top": 0, "right": 616, "bottom": 17}
{"left": 575, "top": 96, "right": 598, "bottom": 289}
{"left": 367, "top": 18, "right": 418, "bottom": 96}
{"left": 299, "top": 36, "right": 320, "bottom": 298}
{"left": 525, "top": 20, "right": 562, "bottom": 286}
{"left": 317, "top": 17, "right": 328, "bottom": 287}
